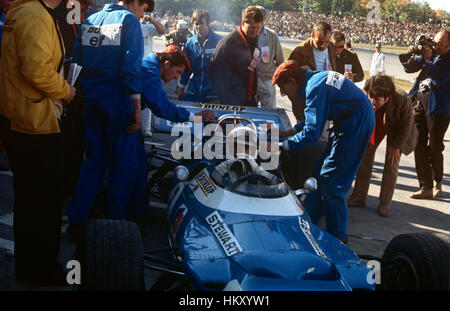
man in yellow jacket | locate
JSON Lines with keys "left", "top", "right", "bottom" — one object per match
{"left": 0, "top": 0, "right": 76, "bottom": 286}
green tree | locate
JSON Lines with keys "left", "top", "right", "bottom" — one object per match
{"left": 331, "top": 0, "right": 354, "bottom": 14}
{"left": 317, "top": 0, "right": 332, "bottom": 14}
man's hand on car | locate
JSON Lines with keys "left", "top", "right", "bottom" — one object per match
{"left": 195, "top": 109, "right": 215, "bottom": 121}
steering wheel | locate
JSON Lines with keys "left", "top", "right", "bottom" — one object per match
{"left": 231, "top": 174, "right": 273, "bottom": 192}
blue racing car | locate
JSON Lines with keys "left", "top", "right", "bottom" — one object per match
{"left": 78, "top": 103, "right": 449, "bottom": 291}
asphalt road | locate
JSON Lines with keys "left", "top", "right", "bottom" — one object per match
{"left": 0, "top": 38, "right": 448, "bottom": 291}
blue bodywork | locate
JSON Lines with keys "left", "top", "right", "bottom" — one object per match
{"left": 151, "top": 103, "right": 375, "bottom": 291}
{"left": 165, "top": 163, "right": 374, "bottom": 291}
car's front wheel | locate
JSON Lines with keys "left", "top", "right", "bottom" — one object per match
{"left": 77, "top": 219, "right": 145, "bottom": 291}
{"left": 381, "top": 233, "right": 449, "bottom": 291}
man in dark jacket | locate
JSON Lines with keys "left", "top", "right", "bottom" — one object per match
{"left": 209, "top": 6, "right": 263, "bottom": 107}
{"left": 347, "top": 75, "right": 414, "bottom": 217}
{"left": 331, "top": 31, "right": 364, "bottom": 83}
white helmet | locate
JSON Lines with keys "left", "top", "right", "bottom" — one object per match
{"left": 177, "top": 19, "right": 188, "bottom": 30}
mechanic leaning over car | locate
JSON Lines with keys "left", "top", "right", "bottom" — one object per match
{"left": 141, "top": 45, "right": 215, "bottom": 122}
{"left": 274, "top": 61, "right": 375, "bottom": 243}
{"left": 67, "top": 0, "right": 155, "bottom": 233}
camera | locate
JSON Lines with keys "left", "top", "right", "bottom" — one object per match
{"left": 412, "top": 35, "right": 435, "bottom": 55}
{"left": 399, "top": 34, "right": 435, "bottom": 63}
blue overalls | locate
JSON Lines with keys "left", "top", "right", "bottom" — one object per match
{"left": 180, "top": 30, "right": 222, "bottom": 102}
{"left": 287, "top": 70, "right": 375, "bottom": 239}
{"left": 68, "top": 4, "right": 148, "bottom": 224}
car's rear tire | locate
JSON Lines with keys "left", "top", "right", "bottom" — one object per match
{"left": 78, "top": 219, "right": 145, "bottom": 291}
{"left": 382, "top": 233, "right": 449, "bottom": 291}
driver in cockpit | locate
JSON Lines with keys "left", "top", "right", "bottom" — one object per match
{"left": 215, "top": 158, "right": 279, "bottom": 186}
{"left": 213, "top": 118, "right": 280, "bottom": 186}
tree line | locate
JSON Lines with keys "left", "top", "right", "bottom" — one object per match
{"left": 150, "top": 0, "right": 449, "bottom": 24}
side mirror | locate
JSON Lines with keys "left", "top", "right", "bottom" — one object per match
{"left": 175, "top": 165, "right": 189, "bottom": 182}
{"left": 294, "top": 177, "right": 318, "bottom": 203}
{"left": 304, "top": 177, "right": 317, "bottom": 193}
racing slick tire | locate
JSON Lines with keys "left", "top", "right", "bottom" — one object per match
{"left": 78, "top": 219, "right": 145, "bottom": 291}
{"left": 382, "top": 233, "right": 449, "bottom": 291}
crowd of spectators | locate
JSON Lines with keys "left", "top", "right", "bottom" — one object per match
{"left": 257, "top": 10, "right": 446, "bottom": 47}
{"left": 151, "top": 10, "right": 235, "bottom": 33}
{"left": 161, "top": 9, "right": 446, "bottom": 47}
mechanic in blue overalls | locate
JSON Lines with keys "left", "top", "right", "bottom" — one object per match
{"left": 68, "top": 0, "right": 155, "bottom": 230}
{"left": 141, "top": 45, "right": 215, "bottom": 122}
{"left": 177, "top": 9, "right": 222, "bottom": 102}
{"left": 273, "top": 61, "right": 375, "bottom": 242}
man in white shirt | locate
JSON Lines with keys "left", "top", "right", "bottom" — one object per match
{"left": 370, "top": 42, "right": 385, "bottom": 76}
{"left": 141, "top": 13, "right": 166, "bottom": 58}
{"left": 255, "top": 6, "right": 284, "bottom": 109}
{"left": 313, "top": 44, "right": 332, "bottom": 71}
{"left": 288, "top": 21, "right": 336, "bottom": 73}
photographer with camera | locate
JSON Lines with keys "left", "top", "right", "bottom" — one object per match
{"left": 400, "top": 30, "right": 450, "bottom": 199}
